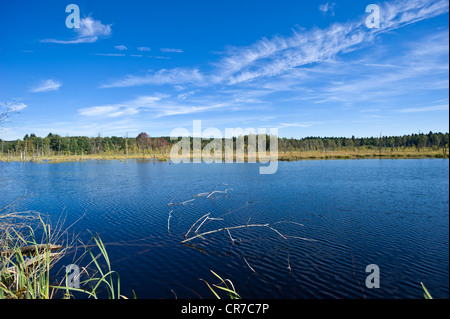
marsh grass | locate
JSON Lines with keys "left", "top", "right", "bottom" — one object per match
{"left": 52, "top": 234, "right": 128, "bottom": 299}
{"left": 0, "top": 153, "right": 170, "bottom": 163}
{"left": 0, "top": 198, "right": 128, "bottom": 299}
{"left": 1, "top": 147, "right": 447, "bottom": 164}
{"left": 421, "top": 282, "right": 433, "bottom": 299}
{"left": 0, "top": 208, "right": 68, "bottom": 299}
{"left": 200, "top": 270, "right": 241, "bottom": 299}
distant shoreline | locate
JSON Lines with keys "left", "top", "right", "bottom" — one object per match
{"left": 1, "top": 149, "right": 448, "bottom": 163}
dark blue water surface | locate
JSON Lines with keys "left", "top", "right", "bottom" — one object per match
{"left": 0, "top": 159, "right": 448, "bottom": 299}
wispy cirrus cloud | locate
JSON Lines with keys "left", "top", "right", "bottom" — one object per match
{"left": 279, "top": 122, "right": 323, "bottom": 129}
{"left": 216, "top": 0, "right": 448, "bottom": 85}
{"left": 100, "top": 0, "right": 448, "bottom": 90}
{"left": 289, "top": 29, "right": 449, "bottom": 105}
{"left": 92, "top": 53, "right": 126, "bottom": 57}
{"left": 160, "top": 48, "right": 184, "bottom": 53}
{"left": 5, "top": 102, "right": 28, "bottom": 112}
{"left": 78, "top": 94, "right": 231, "bottom": 118}
{"left": 40, "top": 17, "right": 112, "bottom": 44}
{"left": 88, "top": 0, "right": 448, "bottom": 136}
{"left": 79, "top": 95, "right": 165, "bottom": 117}
{"left": 31, "top": 79, "right": 61, "bottom": 93}
{"left": 396, "top": 104, "right": 449, "bottom": 113}
{"left": 100, "top": 68, "right": 205, "bottom": 88}
{"left": 319, "top": 2, "right": 336, "bottom": 16}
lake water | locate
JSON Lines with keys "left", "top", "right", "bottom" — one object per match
{"left": 0, "top": 159, "right": 448, "bottom": 299}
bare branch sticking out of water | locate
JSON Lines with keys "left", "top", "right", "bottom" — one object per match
{"left": 195, "top": 192, "right": 210, "bottom": 197}
{"left": 226, "top": 229, "right": 238, "bottom": 243}
{"left": 286, "top": 236, "right": 317, "bottom": 242}
{"left": 272, "top": 221, "right": 304, "bottom": 227}
{"left": 181, "top": 224, "right": 270, "bottom": 244}
{"left": 267, "top": 226, "right": 287, "bottom": 240}
{"left": 181, "top": 219, "right": 317, "bottom": 246}
{"left": 184, "top": 213, "right": 210, "bottom": 239}
{"left": 195, "top": 215, "right": 210, "bottom": 234}
{"left": 168, "top": 198, "right": 195, "bottom": 206}
{"left": 167, "top": 210, "right": 173, "bottom": 235}
{"left": 206, "top": 190, "right": 228, "bottom": 199}
{"left": 169, "top": 184, "right": 231, "bottom": 208}
{"left": 176, "top": 185, "right": 317, "bottom": 282}
{"left": 243, "top": 257, "right": 255, "bottom": 273}
{"left": 195, "top": 217, "right": 223, "bottom": 234}
{"left": 195, "top": 183, "right": 232, "bottom": 199}
{"left": 180, "top": 223, "right": 294, "bottom": 244}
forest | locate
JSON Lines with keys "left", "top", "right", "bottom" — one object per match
{"left": 0, "top": 131, "right": 448, "bottom": 161}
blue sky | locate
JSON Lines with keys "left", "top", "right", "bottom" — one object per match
{"left": 0, "top": 0, "right": 448, "bottom": 139}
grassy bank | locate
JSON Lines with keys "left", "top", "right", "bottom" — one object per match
{"left": 1, "top": 147, "right": 448, "bottom": 163}
{"left": 276, "top": 148, "right": 449, "bottom": 161}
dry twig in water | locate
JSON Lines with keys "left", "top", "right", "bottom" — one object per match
{"left": 181, "top": 223, "right": 288, "bottom": 244}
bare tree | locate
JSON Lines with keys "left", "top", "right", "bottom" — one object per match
{"left": 0, "top": 101, "right": 22, "bottom": 126}
{"left": 0, "top": 105, "right": 11, "bottom": 125}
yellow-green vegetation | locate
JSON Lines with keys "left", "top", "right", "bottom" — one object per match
{"left": 276, "top": 147, "right": 449, "bottom": 161}
{"left": 421, "top": 282, "right": 433, "bottom": 299}
{"left": 0, "top": 153, "right": 171, "bottom": 163}
{"left": 0, "top": 203, "right": 127, "bottom": 299}
{"left": 0, "top": 147, "right": 447, "bottom": 163}
{"left": 201, "top": 270, "right": 241, "bottom": 299}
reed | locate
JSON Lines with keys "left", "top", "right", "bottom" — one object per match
{"left": 0, "top": 199, "right": 128, "bottom": 299}
{"left": 200, "top": 270, "right": 241, "bottom": 299}
{"left": 0, "top": 211, "right": 68, "bottom": 299}
{"left": 52, "top": 234, "right": 127, "bottom": 299}
{"left": 421, "top": 282, "right": 433, "bottom": 299}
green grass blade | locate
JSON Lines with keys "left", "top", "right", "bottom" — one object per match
{"left": 200, "top": 279, "right": 221, "bottom": 299}
{"left": 212, "top": 284, "right": 241, "bottom": 299}
{"left": 421, "top": 282, "right": 433, "bottom": 299}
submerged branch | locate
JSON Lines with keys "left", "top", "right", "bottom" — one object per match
{"left": 168, "top": 199, "right": 195, "bottom": 206}
{"left": 181, "top": 223, "right": 273, "bottom": 244}
{"left": 184, "top": 213, "right": 210, "bottom": 239}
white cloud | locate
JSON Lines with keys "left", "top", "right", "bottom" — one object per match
{"left": 157, "top": 103, "right": 227, "bottom": 117}
{"left": 101, "top": 0, "right": 447, "bottom": 90}
{"left": 137, "top": 47, "right": 151, "bottom": 52}
{"left": 31, "top": 79, "right": 61, "bottom": 93}
{"left": 79, "top": 95, "right": 166, "bottom": 117}
{"left": 78, "top": 105, "right": 119, "bottom": 117}
{"left": 9, "top": 102, "right": 28, "bottom": 112}
{"left": 279, "top": 122, "right": 322, "bottom": 128}
{"left": 40, "top": 17, "right": 112, "bottom": 44}
{"left": 160, "top": 48, "right": 184, "bottom": 53}
{"left": 319, "top": 2, "right": 336, "bottom": 16}
{"left": 396, "top": 105, "right": 449, "bottom": 113}
{"left": 177, "top": 90, "right": 198, "bottom": 100}
{"left": 114, "top": 45, "right": 127, "bottom": 50}
{"left": 94, "top": 0, "right": 448, "bottom": 130}
{"left": 215, "top": 0, "right": 448, "bottom": 85}
{"left": 92, "top": 53, "right": 126, "bottom": 56}
{"left": 293, "top": 29, "right": 449, "bottom": 105}
{"left": 100, "top": 68, "right": 205, "bottom": 88}
{"left": 78, "top": 94, "right": 230, "bottom": 118}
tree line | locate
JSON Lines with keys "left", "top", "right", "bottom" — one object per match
{"left": 0, "top": 131, "right": 448, "bottom": 159}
